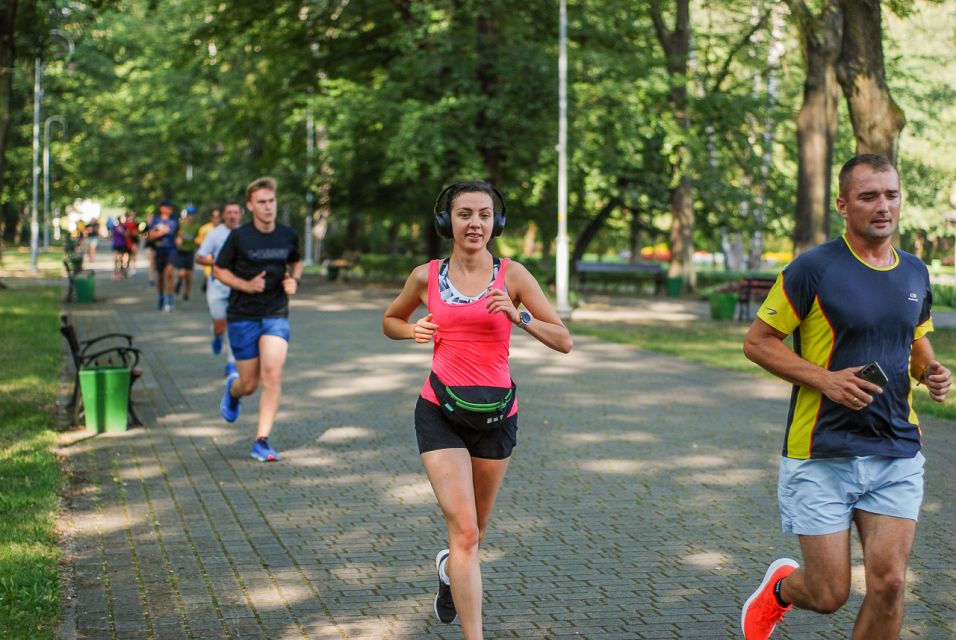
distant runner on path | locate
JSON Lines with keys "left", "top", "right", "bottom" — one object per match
{"left": 196, "top": 200, "right": 243, "bottom": 377}
{"left": 147, "top": 199, "right": 179, "bottom": 312}
{"left": 175, "top": 206, "right": 201, "bottom": 301}
{"left": 214, "top": 178, "right": 303, "bottom": 462}
{"left": 383, "top": 180, "right": 572, "bottom": 640}
{"left": 740, "top": 154, "right": 952, "bottom": 640}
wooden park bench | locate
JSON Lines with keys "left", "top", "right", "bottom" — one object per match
{"left": 60, "top": 313, "right": 144, "bottom": 428}
{"left": 574, "top": 260, "right": 667, "bottom": 294}
{"left": 326, "top": 257, "right": 358, "bottom": 282}
{"left": 736, "top": 276, "right": 777, "bottom": 321}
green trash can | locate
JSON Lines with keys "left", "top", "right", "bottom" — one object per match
{"left": 666, "top": 276, "right": 683, "bottom": 297}
{"left": 75, "top": 276, "right": 95, "bottom": 303}
{"left": 79, "top": 367, "right": 130, "bottom": 433}
{"left": 709, "top": 292, "right": 738, "bottom": 320}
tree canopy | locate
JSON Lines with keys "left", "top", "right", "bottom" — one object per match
{"left": 2, "top": 0, "right": 955, "bottom": 272}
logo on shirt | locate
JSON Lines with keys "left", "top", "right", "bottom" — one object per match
{"left": 908, "top": 292, "right": 919, "bottom": 302}
{"left": 765, "top": 308, "right": 778, "bottom": 315}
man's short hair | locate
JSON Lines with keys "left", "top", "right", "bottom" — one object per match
{"left": 838, "top": 154, "right": 896, "bottom": 197}
{"left": 245, "top": 177, "right": 277, "bottom": 202}
{"left": 223, "top": 200, "right": 242, "bottom": 210}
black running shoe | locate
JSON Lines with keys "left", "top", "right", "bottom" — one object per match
{"left": 433, "top": 549, "right": 456, "bottom": 623}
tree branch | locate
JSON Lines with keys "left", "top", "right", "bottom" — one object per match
{"left": 709, "top": 6, "right": 772, "bottom": 94}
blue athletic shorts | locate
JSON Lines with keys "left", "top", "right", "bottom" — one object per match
{"left": 778, "top": 452, "right": 924, "bottom": 536}
{"left": 227, "top": 317, "right": 290, "bottom": 361}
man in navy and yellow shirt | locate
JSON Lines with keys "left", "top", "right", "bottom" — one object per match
{"left": 740, "top": 155, "right": 952, "bottom": 640}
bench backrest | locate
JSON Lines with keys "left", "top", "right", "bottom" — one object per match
{"left": 60, "top": 314, "right": 83, "bottom": 369}
{"left": 575, "top": 261, "right": 664, "bottom": 274}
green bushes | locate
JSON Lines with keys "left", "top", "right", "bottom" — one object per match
{"left": 931, "top": 282, "right": 956, "bottom": 310}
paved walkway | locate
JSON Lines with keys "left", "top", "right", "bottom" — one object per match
{"left": 55, "top": 257, "right": 956, "bottom": 639}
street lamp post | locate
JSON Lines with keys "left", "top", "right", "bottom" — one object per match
{"left": 555, "top": 0, "right": 571, "bottom": 319}
{"left": 304, "top": 106, "right": 315, "bottom": 266}
{"left": 30, "top": 29, "right": 74, "bottom": 272}
{"left": 43, "top": 115, "right": 66, "bottom": 251}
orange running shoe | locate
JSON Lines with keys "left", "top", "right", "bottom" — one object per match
{"left": 741, "top": 558, "right": 799, "bottom": 639}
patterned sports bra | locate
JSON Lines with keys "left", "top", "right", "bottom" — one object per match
{"left": 437, "top": 257, "right": 502, "bottom": 304}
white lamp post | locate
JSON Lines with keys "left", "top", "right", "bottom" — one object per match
{"left": 30, "top": 29, "right": 74, "bottom": 272}
{"left": 304, "top": 106, "right": 315, "bottom": 266}
{"left": 555, "top": 0, "right": 572, "bottom": 320}
{"left": 43, "top": 115, "right": 66, "bottom": 250}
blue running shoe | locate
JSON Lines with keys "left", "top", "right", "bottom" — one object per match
{"left": 220, "top": 372, "right": 241, "bottom": 422}
{"left": 251, "top": 438, "right": 280, "bottom": 462}
{"left": 212, "top": 334, "right": 224, "bottom": 355}
{"left": 224, "top": 361, "right": 237, "bottom": 377}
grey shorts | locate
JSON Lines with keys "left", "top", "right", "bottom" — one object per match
{"left": 206, "top": 279, "right": 231, "bottom": 320}
{"left": 778, "top": 452, "right": 924, "bottom": 535}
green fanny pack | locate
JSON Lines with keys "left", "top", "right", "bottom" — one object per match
{"left": 429, "top": 371, "right": 517, "bottom": 432}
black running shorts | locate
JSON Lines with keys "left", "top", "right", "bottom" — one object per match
{"left": 415, "top": 396, "right": 517, "bottom": 460}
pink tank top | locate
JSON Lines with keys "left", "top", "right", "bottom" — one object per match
{"left": 420, "top": 258, "right": 517, "bottom": 415}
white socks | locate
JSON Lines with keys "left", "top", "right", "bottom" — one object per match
{"left": 439, "top": 555, "right": 450, "bottom": 585}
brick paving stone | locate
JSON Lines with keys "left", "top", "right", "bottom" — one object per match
{"left": 56, "top": 269, "right": 956, "bottom": 639}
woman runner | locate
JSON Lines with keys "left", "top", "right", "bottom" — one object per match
{"left": 383, "top": 181, "right": 572, "bottom": 639}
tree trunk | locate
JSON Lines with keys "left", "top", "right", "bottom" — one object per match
{"left": 630, "top": 207, "right": 642, "bottom": 263}
{"left": 476, "top": 10, "right": 502, "bottom": 185}
{"left": 650, "top": 0, "right": 695, "bottom": 291}
{"left": 0, "top": 0, "right": 17, "bottom": 195}
{"left": 751, "top": 3, "right": 787, "bottom": 270}
{"left": 312, "top": 122, "right": 332, "bottom": 262}
{"left": 571, "top": 198, "right": 620, "bottom": 266}
{"left": 789, "top": 0, "right": 842, "bottom": 255}
{"left": 836, "top": 0, "right": 905, "bottom": 164}
{"left": 668, "top": 174, "right": 693, "bottom": 283}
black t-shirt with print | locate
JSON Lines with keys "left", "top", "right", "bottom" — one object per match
{"left": 215, "top": 222, "right": 301, "bottom": 321}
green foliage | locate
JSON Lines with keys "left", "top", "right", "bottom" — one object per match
{"left": 0, "top": 286, "right": 65, "bottom": 638}
{"left": 931, "top": 282, "right": 956, "bottom": 309}
{"left": 2, "top": 0, "right": 955, "bottom": 265}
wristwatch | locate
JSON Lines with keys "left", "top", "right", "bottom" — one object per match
{"left": 518, "top": 310, "right": 533, "bottom": 328}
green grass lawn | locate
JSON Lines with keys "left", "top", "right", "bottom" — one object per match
{"left": 0, "top": 286, "right": 65, "bottom": 638}
{"left": 571, "top": 319, "right": 956, "bottom": 422}
{"left": 0, "top": 246, "right": 69, "bottom": 278}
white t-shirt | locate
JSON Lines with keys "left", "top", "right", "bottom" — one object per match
{"left": 197, "top": 224, "right": 233, "bottom": 281}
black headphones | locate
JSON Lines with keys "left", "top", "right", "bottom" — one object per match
{"left": 433, "top": 182, "right": 507, "bottom": 239}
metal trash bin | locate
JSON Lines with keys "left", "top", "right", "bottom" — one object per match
{"left": 74, "top": 277, "right": 95, "bottom": 303}
{"left": 666, "top": 276, "right": 683, "bottom": 298}
{"left": 709, "top": 292, "right": 737, "bottom": 320}
{"left": 79, "top": 367, "right": 130, "bottom": 433}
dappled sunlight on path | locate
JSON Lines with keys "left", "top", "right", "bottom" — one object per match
{"left": 56, "top": 271, "right": 956, "bottom": 639}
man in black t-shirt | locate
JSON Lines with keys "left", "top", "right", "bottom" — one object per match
{"left": 213, "top": 177, "right": 303, "bottom": 462}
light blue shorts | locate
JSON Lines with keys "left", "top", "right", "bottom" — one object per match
{"left": 778, "top": 453, "right": 924, "bottom": 536}
{"left": 227, "top": 317, "right": 290, "bottom": 361}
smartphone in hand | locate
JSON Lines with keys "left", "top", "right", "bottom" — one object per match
{"left": 856, "top": 361, "right": 889, "bottom": 388}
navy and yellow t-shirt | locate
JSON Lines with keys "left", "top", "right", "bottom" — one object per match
{"left": 757, "top": 236, "right": 933, "bottom": 460}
